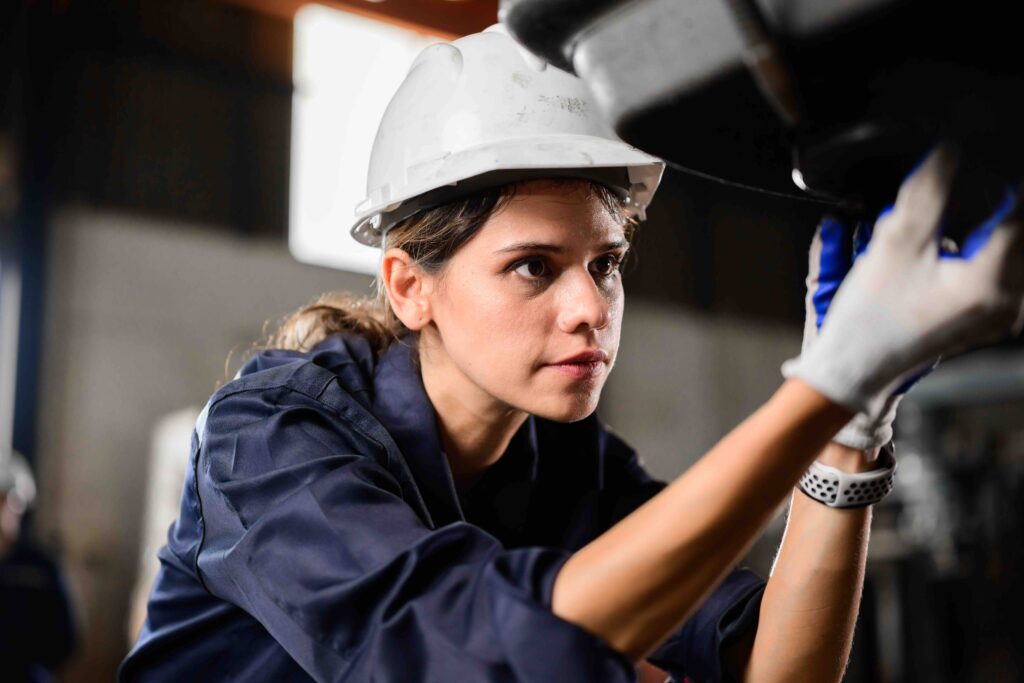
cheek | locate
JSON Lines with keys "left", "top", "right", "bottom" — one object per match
{"left": 607, "top": 283, "right": 624, "bottom": 343}
{"left": 435, "top": 271, "right": 546, "bottom": 373}
{"left": 584, "top": 275, "right": 624, "bottom": 347}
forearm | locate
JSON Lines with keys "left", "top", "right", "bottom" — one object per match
{"left": 551, "top": 379, "right": 854, "bottom": 660}
{"left": 742, "top": 443, "right": 876, "bottom": 682}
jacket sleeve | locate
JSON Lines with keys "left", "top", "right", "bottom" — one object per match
{"left": 601, "top": 434, "right": 766, "bottom": 683}
{"left": 193, "top": 386, "right": 637, "bottom": 683}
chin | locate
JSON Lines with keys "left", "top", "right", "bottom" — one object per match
{"left": 529, "top": 394, "right": 600, "bottom": 423}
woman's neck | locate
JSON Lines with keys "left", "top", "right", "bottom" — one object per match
{"left": 418, "top": 335, "right": 529, "bottom": 494}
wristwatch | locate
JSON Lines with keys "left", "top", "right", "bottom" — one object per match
{"left": 798, "top": 442, "right": 897, "bottom": 508}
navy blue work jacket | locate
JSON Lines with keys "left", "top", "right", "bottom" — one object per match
{"left": 120, "top": 332, "right": 765, "bottom": 682}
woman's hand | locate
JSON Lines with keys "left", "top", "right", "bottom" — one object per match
{"left": 784, "top": 145, "right": 1024, "bottom": 420}
{"left": 797, "top": 216, "right": 909, "bottom": 450}
{"left": 550, "top": 145, "right": 1023, "bottom": 679}
{"left": 798, "top": 216, "right": 940, "bottom": 450}
{"left": 798, "top": 159, "right": 1021, "bottom": 452}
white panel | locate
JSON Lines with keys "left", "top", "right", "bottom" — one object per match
{"left": 0, "top": 254, "right": 20, "bottom": 450}
{"left": 289, "top": 5, "right": 442, "bottom": 275}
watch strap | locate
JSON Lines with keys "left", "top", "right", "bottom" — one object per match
{"left": 798, "top": 442, "right": 897, "bottom": 508}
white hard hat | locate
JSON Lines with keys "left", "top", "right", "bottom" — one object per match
{"left": 350, "top": 24, "right": 665, "bottom": 247}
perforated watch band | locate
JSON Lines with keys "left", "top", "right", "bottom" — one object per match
{"left": 798, "top": 442, "right": 897, "bottom": 508}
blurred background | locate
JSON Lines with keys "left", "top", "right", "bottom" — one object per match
{"left": 0, "top": 1, "right": 1022, "bottom": 681}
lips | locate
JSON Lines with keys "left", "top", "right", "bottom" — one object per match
{"left": 545, "top": 349, "right": 608, "bottom": 380}
{"left": 551, "top": 349, "right": 608, "bottom": 365}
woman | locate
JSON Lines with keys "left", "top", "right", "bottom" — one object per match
{"left": 120, "top": 27, "right": 1024, "bottom": 682}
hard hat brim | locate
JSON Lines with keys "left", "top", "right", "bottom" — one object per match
{"left": 351, "top": 134, "right": 664, "bottom": 247}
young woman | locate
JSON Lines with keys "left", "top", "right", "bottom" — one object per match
{"left": 120, "top": 27, "right": 1024, "bottom": 683}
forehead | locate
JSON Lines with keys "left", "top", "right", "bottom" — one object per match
{"left": 473, "top": 182, "right": 626, "bottom": 248}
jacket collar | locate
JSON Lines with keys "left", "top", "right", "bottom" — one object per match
{"left": 370, "top": 334, "right": 541, "bottom": 530}
{"left": 371, "top": 335, "right": 463, "bottom": 527}
{"left": 242, "top": 331, "right": 545, "bottom": 531}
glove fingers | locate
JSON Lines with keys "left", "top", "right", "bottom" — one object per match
{"left": 964, "top": 214, "right": 1024, "bottom": 338}
{"left": 969, "top": 213, "right": 1024, "bottom": 281}
{"left": 880, "top": 143, "right": 959, "bottom": 252}
{"left": 960, "top": 185, "right": 1018, "bottom": 259}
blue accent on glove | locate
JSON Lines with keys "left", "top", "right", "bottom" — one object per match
{"left": 852, "top": 221, "right": 873, "bottom": 260}
{"left": 812, "top": 217, "right": 873, "bottom": 333}
{"left": 813, "top": 216, "right": 853, "bottom": 330}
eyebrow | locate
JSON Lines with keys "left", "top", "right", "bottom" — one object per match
{"left": 494, "top": 240, "right": 629, "bottom": 255}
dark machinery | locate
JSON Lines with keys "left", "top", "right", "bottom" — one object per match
{"left": 500, "top": 0, "right": 1024, "bottom": 232}
{"left": 499, "top": 6, "right": 1024, "bottom": 679}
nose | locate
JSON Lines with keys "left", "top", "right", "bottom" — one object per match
{"left": 556, "top": 268, "right": 612, "bottom": 334}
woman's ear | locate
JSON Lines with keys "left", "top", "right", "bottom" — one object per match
{"left": 381, "top": 248, "right": 434, "bottom": 331}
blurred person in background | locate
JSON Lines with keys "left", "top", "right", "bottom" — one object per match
{"left": 126, "top": 407, "right": 202, "bottom": 644}
{"left": 0, "top": 447, "right": 77, "bottom": 683}
{"left": 120, "top": 26, "right": 1024, "bottom": 683}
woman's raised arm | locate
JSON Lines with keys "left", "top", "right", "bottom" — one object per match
{"left": 551, "top": 145, "right": 1024, "bottom": 676}
{"left": 552, "top": 378, "right": 851, "bottom": 661}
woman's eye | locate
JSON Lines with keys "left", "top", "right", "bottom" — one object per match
{"left": 592, "top": 254, "right": 623, "bottom": 276}
{"left": 513, "top": 259, "right": 549, "bottom": 279}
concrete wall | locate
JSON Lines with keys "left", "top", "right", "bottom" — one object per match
{"left": 35, "top": 207, "right": 799, "bottom": 680}
{"left": 604, "top": 303, "right": 800, "bottom": 482}
{"left": 36, "top": 207, "right": 372, "bottom": 680}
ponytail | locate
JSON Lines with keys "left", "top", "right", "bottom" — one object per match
{"left": 265, "top": 291, "right": 398, "bottom": 355}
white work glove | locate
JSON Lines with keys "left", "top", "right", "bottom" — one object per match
{"left": 794, "top": 217, "right": 909, "bottom": 449}
{"left": 796, "top": 215, "right": 957, "bottom": 450}
{"left": 783, "top": 145, "right": 1024, "bottom": 426}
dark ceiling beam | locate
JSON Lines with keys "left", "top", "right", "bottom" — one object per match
{"left": 214, "top": 0, "right": 499, "bottom": 38}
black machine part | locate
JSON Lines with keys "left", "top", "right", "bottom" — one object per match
{"left": 501, "top": 0, "right": 1024, "bottom": 234}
